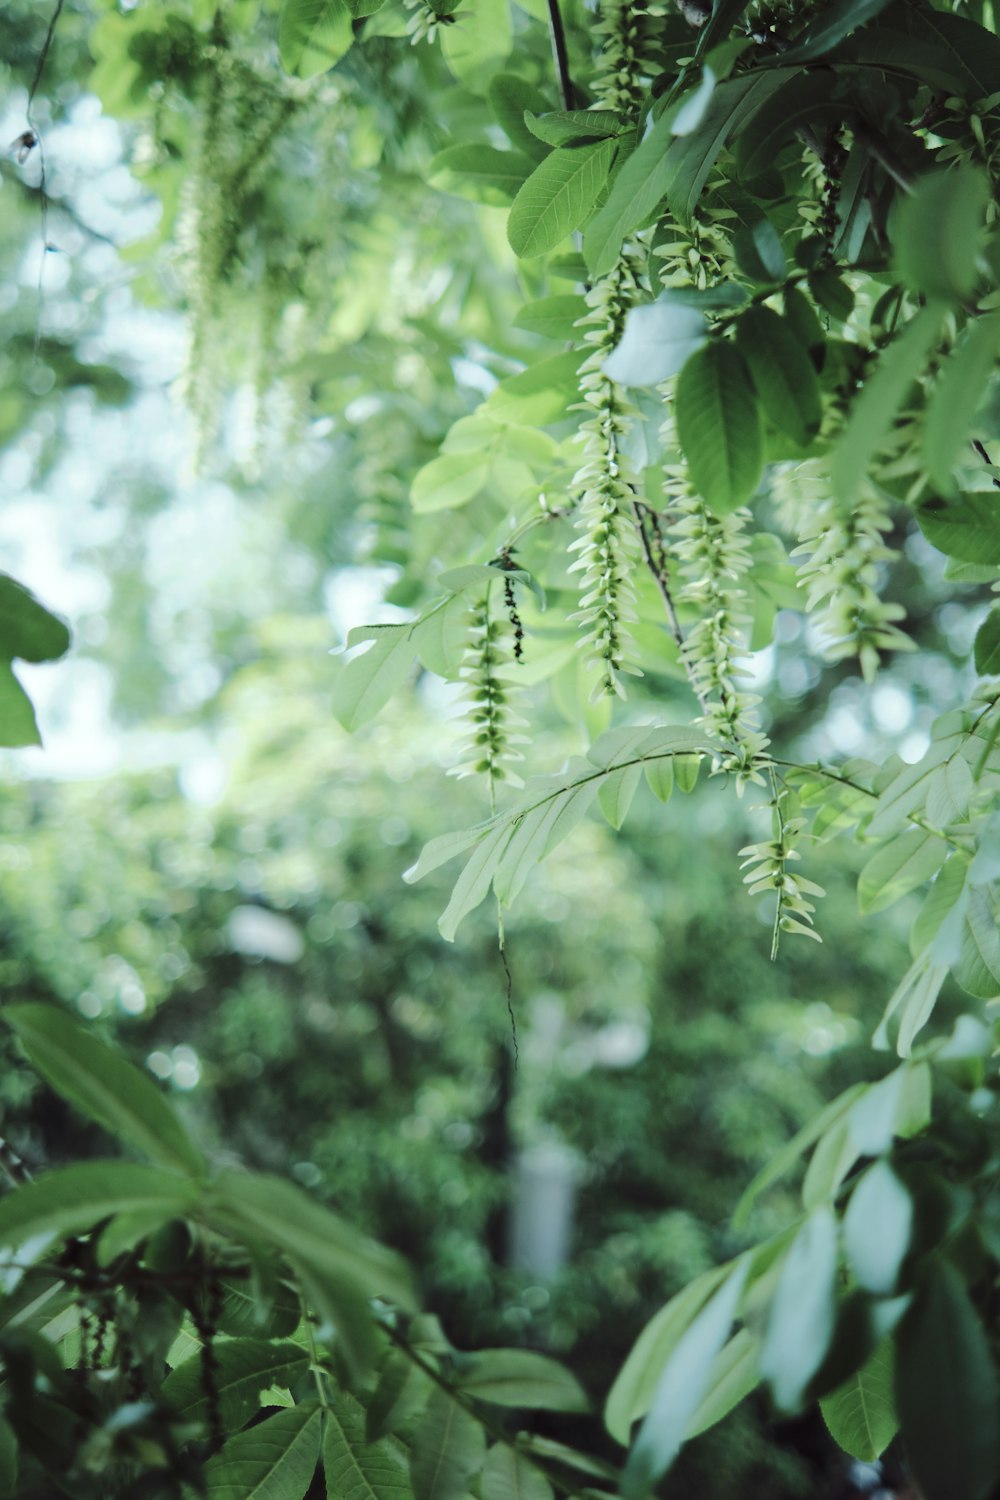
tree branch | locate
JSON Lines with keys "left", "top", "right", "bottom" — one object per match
{"left": 546, "top": 0, "right": 577, "bottom": 111}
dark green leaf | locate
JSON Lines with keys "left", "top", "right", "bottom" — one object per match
{"left": 735, "top": 72, "right": 846, "bottom": 181}
{"left": 163, "top": 1340, "right": 309, "bottom": 1429}
{"left": 896, "top": 1263, "right": 1000, "bottom": 1500}
{"left": 675, "top": 341, "right": 763, "bottom": 514}
{"left": 217, "top": 1274, "right": 301, "bottom": 1340}
{"left": 367, "top": 1350, "right": 432, "bottom": 1441}
{"left": 0, "top": 663, "right": 40, "bottom": 749}
{"left": 481, "top": 1445, "right": 552, "bottom": 1500}
{"left": 508, "top": 140, "right": 619, "bottom": 259}
{"left": 454, "top": 1349, "right": 589, "bottom": 1411}
{"left": 4, "top": 1003, "right": 206, "bottom": 1177}
{"left": 604, "top": 299, "right": 709, "bottom": 387}
{"left": 324, "top": 1386, "right": 413, "bottom": 1500}
{"left": 775, "top": 0, "right": 893, "bottom": 64}
{"left": 735, "top": 306, "right": 821, "bottom": 445}
{"left": 204, "top": 1402, "right": 323, "bottom": 1499}
{"left": 976, "top": 607, "right": 1000, "bottom": 676}
{"left": 410, "top": 1388, "right": 486, "bottom": 1500}
{"left": 0, "top": 576, "right": 70, "bottom": 663}
{"left": 0, "top": 1417, "right": 17, "bottom": 1495}
{"left": 667, "top": 70, "right": 795, "bottom": 222}
{"left": 918, "top": 493, "right": 1000, "bottom": 566}
{"left": 820, "top": 1339, "right": 897, "bottom": 1462}
{"left": 808, "top": 268, "right": 854, "bottom": 323}
{"left": 732, "top": 218, "right": 787, "bottom": 283}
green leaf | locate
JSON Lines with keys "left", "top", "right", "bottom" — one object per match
{"left": 735, "top": 72, "right": 845, "bottom": 181}
{"left": 486, "top": 350, "right": 583, "bottom": 424}
{"left": 0, "top": 1162, "right": 198, "bottom": 1249}
{"left": 843, "top": 1161, "right": 912, "bottom": 1296}
{"left": 508, "top": 139, "right": 619, "bottom": 259}
{"left": 323, "top": 1386, "right": 413, "bottom": 1500}
{"left": 278, "top": 0, "right": 353, "bottom": 77}
{"left": 604, "top": 1263, "right": 732, "bottom": 1444}
{"left": 667, "top": 70, "right": 795, "bottom": 222}
{"left": 410, "top": 1388, "right": 486, "bottom": 1500}
{"left": 820, "top": 1339, "right": 897, "bottom": 1463}
{"left": 955, "top": 885, "right": 1000, "bottom": 999}
{"left": 163, "top": 1340, "right": 309, "bottom": 1430}
{"left": 925, "top": 313, "right": 1000, "bottom": 494}
{"left": 481, "top": 1445, "right": 552, "bottom": 1500}
{"left": 858, "top": 830, "right": 949, "bottom": 915}
{"left": 582, "top": 107, "right": 684, "bottom": 278}
{"left": 4, "top": 1003, "right": 206, "bottom": 1177}
{"left": 732, "top": 218, "right": 787, "bottom": 284}
{"left": 412, "top": 452, "right": 490, "bottom": 513}
{"left": 489, "top": 75, "right": 550, "bottom": 159}
{"left": 217, "top": 1275, "right": 301, "bottom": 1340}
{"left": 524, "top": 109, "right": 625, "bottom": 147}
{"left": 734, "top": 1084, "right": 867, "bottom": 1227}
{"left": 644, "top": 759, "right": 674, "bottom": 803}
{"left": 684, "top": 1328, "right": 760, "bottom": 1439}
{"left": 896, "top": 1263, "right": 1000, "bottom": 1500}
{"left": 333, "top": 626, "right": 419, "bottom": 732}
{"left": 675, "top": 342, "right": 763, "bottom": 514}
{"left": 604, "top": 299, "right": 709, "bottom": 387}
{"left": 0, "top": 662, "right": 41, "bottom": 749}
{"left": 832, "top": 305, "right": 944, "bottom": 503}
{"left": 513, "top": 295, "right": 587, "bottom": 339}
{"left": 735, "top": 306, "right": 821, "bottom": 446}
{"left": 205, "top": 1172, "right": 415, "bottom": 1369}
{"left": 759, "top": 1209, "right": 838, "bottom": 1413}
{"left": 0, "top": 576, "right": 70, "bottom": 663}
{"left": 672, "top": 65, "right": 718, "bottom": 137}
{"left": 873, "top": 957, "right": 948, "bottom": 1055}
{"left": 925, "top": 757, "right": 975, "bottom": 826}
{"left": 367, "top": 1350, "right": 432, "bottom": 1441}
{"left": 454, "top": 1349, "right": 589, "bottom": 1412}
{"left": 204, "top": 1402, "right": 323, "bottom": 1499}
{"left": 429, "top": 145, "right": 534, "bottom": 207}
{"left": 848, "top": 1064, "right": 930, "bottom": 1154}
{"left": 894, "top": 167, "right": 989, "bottom": 302}
{"left": 598, "top": 763, "right": 642, "bottom": 830}
{"left": 976, "top": 607, "right": 1000, "bottom": 676}
{"left": 776, "top": 0, "right": 892, "bottom": 63}
{"left": 440, "top": 0, "right": 511, "bottom": 92}
{"left": 918, "top": 492, "right": 1000, "bottom": 565}
{"left": 808, "top": 268, "right": 854, "bottom": 323}
{"left": 621, "top": 1261, "right": 748, "bottom": 1499}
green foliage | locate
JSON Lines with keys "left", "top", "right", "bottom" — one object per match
{"left": 8, "top": 0, "right": 1000, "bottom": 1495}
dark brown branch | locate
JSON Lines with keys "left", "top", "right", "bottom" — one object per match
{"left": 546, "top": 0, "right": 577, "bottom": 111}
{"left": 632, "top": 500, "right": 709, "bottom": 712}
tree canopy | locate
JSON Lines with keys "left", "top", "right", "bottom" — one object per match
{"left": 3, "top": 0, "right": 1000, "bottom": 1497}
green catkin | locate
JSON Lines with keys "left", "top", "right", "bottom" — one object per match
{"left": 450, "top": 591, "right": 528, "bottom": 806}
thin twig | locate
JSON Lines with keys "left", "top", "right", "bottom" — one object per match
{"left": 497, "top": 903, "right": 519, "bottom": 1071}
{"left": 632, "top": 500, "right": 709, "bottom": 712}
{"left": 546, "top": 0, "right": 577, "bottom": 110}
{"left": 0, "top": 1137, "right": 32, "bottom": 1189}
{"left": 23, "top": 0, "right": 66, "bottom": 359}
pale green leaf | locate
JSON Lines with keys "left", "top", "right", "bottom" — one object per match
{"left": 278, "top": 0, "right": 352, "bottom": 77}
{"left": 508, "top": 139, "right": 619, "bottom": 259}
{"left": 843, "top": 1161, "right": 912, "bottom": 1295}
{"left": 454, "top": 1349, "right": 589, "bottom": 1412}
{"left": 759, "top": 1209, "right": 838, "bottom": 1413}
{"left": 332, "top": 626, "right": 419, "bottom": 732}
{"left": 604, "top": 300, "right": 708, "bottom": 388}
{"left": 857, "top": 829, "right": 949, "bottom": 915}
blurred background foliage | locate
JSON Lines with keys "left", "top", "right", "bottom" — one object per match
{"left": 0, "top": 0, "right": 993, "bottom": 1493}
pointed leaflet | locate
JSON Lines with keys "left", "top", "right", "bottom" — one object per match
{"left": 367, "top": 1350, "right": 431, "bottom": 1441}
{"left": 0, "top": 662, "right": 42, "bottom": 748}
{"left": 583, "top": 106, "right": 684, "bottom": 278}
{"left": 411, "top": 453, "right": 490, "bottom": 513}
{"left": 896, "top": 1263, "right": 1000, "bottom": 1500}
{"left": 955, "top": 885, "right": 1000, "bottom": 998}
{"left": 666, "top": 69, "right": 795, "bottom": 223}
{"left": 410, "top": 1387, "right": 486, "bottom": 1500}
{"left": 918, "top": 493, "right": 1000, "bottom": 566}
{"left": 684, "top": 1328, "right": 760, "bottom": 1439}
{"left": 843, "top": 1162, "right": 912, "bottom": 1296}
{"left": 525, "top": 109, "right": 625, "bottom": 147}
{"left": 0, "top": 1162, "right": 198, "bottom": 1250}
{"left": 832, "top": 305, "right": 945, "bottom": 504}
{"left": 621, "top": 1261, "right": 749, "bottom": 1499}
{"left": 204, "top": 1402, "right": 324, "bottom": 1500}
{"left": 603, "top": 300, "right": 708, "bottom": 388}
{"left": 0, "top": 575, "right": 70, "bottom": 663}
{"left": 975, "top": 606, "right": 1000, "bottom": 676}
{"left": 760, "top": 1208, "right": 838, "bottom": 1412}
{"left": 4, "top": 1004, "right": 206, "bottom": 1177}
{"left": 894, "top": 167, "right": 988, "bottom": 302}
{"left": 278, "top": 0, "right": 353, "bottom": 78}
{"left": 925, "top": 313, "right": 1000, "bottom": 494}
{"left": 605, "top": 1263, "right": 733, "bottom": 1444}
{"left": 332, "top": 626, "right": 420, "bottom": 731}
{"left": 734, "top": 1083, "right": 867, "bottom": 1227}
{"left": 481, "top": 1445, "right": 552, "bottom": 1500}
{"left": 735, "top": 307, "right": 820, "bottom": 446}
{"left": 675, "top": 342, "right": 762, "bottom": 515}
{"left": 508, "top": 139, "right": 619, "bottom": 259}
{"left": 323, "top": 1385, "right": 413, "bottom": 1500}
{"left": 429, "top": 146, "right": 534, "bottom": 208}
{"left": 821, "top": 1339, "right": 897, "bottom": 1463}
{"left": 453, "top": 1349, "right": 589, "bottom": 1411}
{"left": 163, "top": 1340, "right": 309, "bottom": 1430}
{"left": 857, "top": 830, "right": 949, "bottom": 915}
{"left": 598, "top": 764, "right": 642, "bottom": 829}
{"left": 489, "top": 75, "right": 550, "bottom": 160}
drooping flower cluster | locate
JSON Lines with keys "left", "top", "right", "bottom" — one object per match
{"left": 569, "top": 255, "right": 646, "bottom": 700}
{"left": 774, "top": 460, "right": 912, "bottom": 683}
{"left": 591, "top": 0, "right": 663, "bottom": 115}
{"left": 449, "top": 592, "right": 528, "bottom": 808}
{"left": 739, "top": 781, "right": 825, "bottom": 958}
